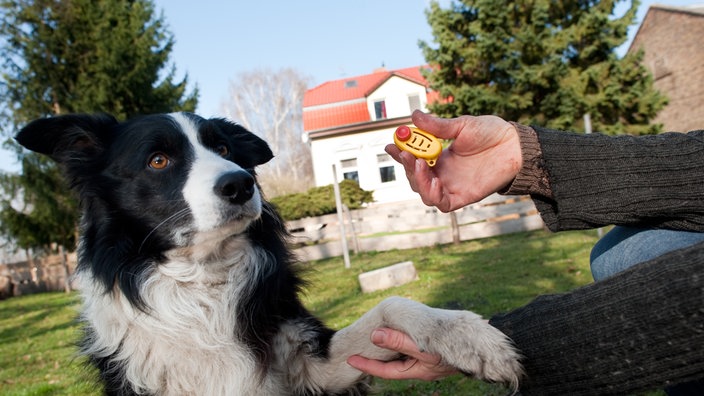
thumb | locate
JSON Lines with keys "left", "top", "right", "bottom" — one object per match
{"left": 371, "top": 328, "right": 422, "bottom": 356}
{"left": 411, "top": 110, "right": 462, "bottom": 140}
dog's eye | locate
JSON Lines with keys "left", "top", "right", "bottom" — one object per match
{"left": 215, "top": 144, "right": 229, "bottom": 157}
{"left": 148, "top": 153, "right": 170, "bottom": 170}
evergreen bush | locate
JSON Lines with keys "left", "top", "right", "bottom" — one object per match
{"left": 269, "top": 180, "right": 373, "bottom": 221}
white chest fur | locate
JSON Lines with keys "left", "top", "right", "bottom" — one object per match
{"left": 77, "top": 238, "right": 282, "bottom": 395}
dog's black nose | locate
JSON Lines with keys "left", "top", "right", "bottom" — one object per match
{"left": 214, "top": 171, "right": 255, "bottom": 205}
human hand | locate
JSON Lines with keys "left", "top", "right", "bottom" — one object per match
{"left": 346, "top": 327, "right": 459, "bottom": 381}
{"left": 386, "top": 110, "right": 521, "bottom": 212}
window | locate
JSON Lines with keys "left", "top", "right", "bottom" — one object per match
{"left": 374, "top": 100, "right": 387, "bottom": 120}
{"left": 341, "top": 158, "right": 359, "bottom": 182}
{"left": 377, "top": 153, "right": 396, "bottom": 183}
{"left": 408, "top": 94, "right": 421, "bottom": 112}
{"left": 379, "top": 166, "right": 395, "bottom": 183}
{"left": 345, "top": 80, "right": 358, "bottom": 88}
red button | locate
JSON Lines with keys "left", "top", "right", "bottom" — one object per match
{"left": 395, "top": 126, "right": 411, "bottom": 141}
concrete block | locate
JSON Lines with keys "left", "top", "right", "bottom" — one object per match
{"left": 358, "top": 261, "right": 418, "bottom": 293}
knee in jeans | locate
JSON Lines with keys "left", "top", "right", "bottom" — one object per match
{"left": 589, "top": 243, "right": 612, "bottom": 281}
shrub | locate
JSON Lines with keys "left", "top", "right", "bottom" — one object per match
{"left": 269, "top": 180, "right": 373, "bottom": 221}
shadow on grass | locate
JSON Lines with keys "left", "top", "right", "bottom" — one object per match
{"left": 306, "top": 229, "right": 599, "bottom": 321}
{"left": 0, "top": 292, "right": 100, "bottom": 396}
{"left": 0, "top": 292, "right": 81, "bottom": 345}
{"left": 422, "top": 229, "right": 598, "bottom": 315}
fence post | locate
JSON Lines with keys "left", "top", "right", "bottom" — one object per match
{"left": 342, "top": 204, "right": 360, "bottom": 254}
{"left": 332, "top": 164, "right": 351, "bottom": 269}
{"left": 59, "top": 245, "right": 72, "bottom": 293}
{"left": 450, "top": 211, "right": 460, "bottom": 244}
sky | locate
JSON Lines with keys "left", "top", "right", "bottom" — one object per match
{"left": 0, "top": 0, "right": 700, "bottom": 173}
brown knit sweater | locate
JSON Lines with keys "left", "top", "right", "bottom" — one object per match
{"left": 489, "top": 125, "right": 704, "bottom": 395}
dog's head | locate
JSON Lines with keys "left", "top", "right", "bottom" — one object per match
{"left": 16, "top": 112, "right": 273, "bottom": 241}
{"left": 15, "top": 112, "right": 274, "bottom": 298}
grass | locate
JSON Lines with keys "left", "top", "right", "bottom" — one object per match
{"left": 302, "top": 229, "right": 598, "bottom": 395}
{"left": 0, "top": 229, "right": 664, "bottom": 395}
{"left": 0, "top": 292, "right": 100, "bottom": 396}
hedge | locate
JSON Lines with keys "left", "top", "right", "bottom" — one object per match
{"left": 269, "top": 180, "right": 374, "bottom": 221}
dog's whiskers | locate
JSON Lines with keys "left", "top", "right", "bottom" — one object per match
{"left": 138, "top": 208, "right": 191, "bottom": 253}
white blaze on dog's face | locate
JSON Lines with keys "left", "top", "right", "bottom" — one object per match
{"left": 168, "top": 113, "right": 271, "bottom": 243}
{"left": 172, "top": 113, "right": 261, "bottom": 236}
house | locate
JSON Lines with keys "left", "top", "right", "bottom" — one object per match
{"left": 303, "top": 66, "right": 439, "bottom": 203}
{"left": 628, "top": 4, "right": 704, "bottom": 132}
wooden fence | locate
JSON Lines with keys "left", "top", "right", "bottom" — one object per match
{"left": 288, "top": 194, "right": 543, "bottom": 261}
{"left": 0, "top": 194, "right": 543, "bottom": 298}
{"left": 0, "top": 253, "right": 76, "bottom": 299}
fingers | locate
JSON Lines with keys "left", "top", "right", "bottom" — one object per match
{"left": 412, "top": 162, "right": 453, "bottom": 212}
{"left": 385, "top": 144, "right": 417, "bottom": 173}
{"left": 370, "top": 328, "right": 434, "bottom": 358}
{"left": 346, "top": 328, "right": 459, "bottom": 381}
{"left": 347, "top": 355, "right": 443, "bottom": 380}
{"left": 384, "top": 143, "right": 401, "bottom": 161}
{"left": 386, "top": 144, "right": 432, "bottom": 193}
{"left": 412, "top": 158, "right": 435, "bottom": 196}
{"left": 411, "top": 110, "right": 463, "bottom": 140}
{"left": 385, "top": 144, "right": 454, "bottom": 211}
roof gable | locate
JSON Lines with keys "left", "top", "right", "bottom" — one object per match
{"left": 629, "top": 4, "right": 704, "bottom": 53}
{"left": 650, "top": 4, "right": 704, "bottom": 16}
{"left": 304, "top": 66, "right": 430, "bottom": 108}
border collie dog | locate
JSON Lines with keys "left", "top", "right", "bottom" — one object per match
{"left": 16, "top": 113, "right": 522, "bottom": 395}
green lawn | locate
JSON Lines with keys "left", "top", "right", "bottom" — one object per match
{"left": 0, "top": 292, "right": 100, "bottom": 396}
{"left": 0, "top": 229, "right": 664, "bottom": 395}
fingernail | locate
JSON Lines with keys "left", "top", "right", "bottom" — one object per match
{"left": 415, "top": 159, "right": 423, "bottom": 173}
{"left": 371, "top": 329, "right": 386, "bottom": 344}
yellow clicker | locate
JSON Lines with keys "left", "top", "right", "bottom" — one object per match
{"left": 393, "top": 125, "right": 442, "bottom": 166}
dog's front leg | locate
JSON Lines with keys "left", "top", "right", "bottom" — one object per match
{"left": 312, "top": 296, "right": 523, "bottom": 394}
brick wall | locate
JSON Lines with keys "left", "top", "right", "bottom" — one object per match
{"left": 629, "top": 6, "right": 704, "bottom": 132}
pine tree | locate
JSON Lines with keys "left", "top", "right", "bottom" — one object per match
{"left": 0, "top": 0, "right": 198, "bottom": 268}
{"left": 421, "top": 0, "right": 667, "bottom": 135}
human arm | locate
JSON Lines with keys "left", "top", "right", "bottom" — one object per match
{"left": 487, "top": 241, "right": 704, "bottom": 395}
{"left": 528, "top": 126, "right": 704, "bottom": 231}
{"left": 393, "top": 111, "right": 704, "bottom": 231}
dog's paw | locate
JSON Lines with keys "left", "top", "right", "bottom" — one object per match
{"left": 414, "top": 310, "right": 523, "bottom": 389}
{"left": 371, "top": 297, "right": 522, "bottom": 389}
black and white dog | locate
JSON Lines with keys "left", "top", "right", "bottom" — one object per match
{"left": 16, "top": 113, "right": 522, "bottom": 395}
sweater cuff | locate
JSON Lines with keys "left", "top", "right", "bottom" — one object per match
{"left": 500, "top": 122, "right": 552, "bottom": 199}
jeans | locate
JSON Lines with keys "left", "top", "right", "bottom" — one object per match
{"left": 590, "top": 226, "right": 704, "bottom": 396}
{"left": 590, "top": 226, "right": 704, "bottom": 281}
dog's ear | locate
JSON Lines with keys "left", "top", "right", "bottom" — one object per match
{"left": 209, "top": 118, "right": 274, "bottom": 167}
{"left": 15, "top": 113, "right": 118, "bottom": 163}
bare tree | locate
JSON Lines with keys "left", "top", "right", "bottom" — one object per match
{"left": 221, "top": 68, "right": 314, "bottom": 197}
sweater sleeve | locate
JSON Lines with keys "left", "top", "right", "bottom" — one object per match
{"left": 488, "top": 241, "right": 704, "bottom": 396}
{"left": 531, "top": 127, "right": 704, "bottom": 232}
{"left": 500, "top": 122, "right": 552, "bottom": 198}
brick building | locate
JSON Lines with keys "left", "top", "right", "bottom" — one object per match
{"left": 628, "top": 4, "right": 704, "bottom": 132}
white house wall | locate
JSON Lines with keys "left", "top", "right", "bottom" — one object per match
{"left": 366, "top": 76, "right": 428, "bottom": 119}
{"left": 310, "top": 126, "right": 418, "bottom": 203}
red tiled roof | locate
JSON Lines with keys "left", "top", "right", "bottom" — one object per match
{"left": 304, "top": 66, "right": 430, "bottom": 107}
{"left": 303, "top": 101, "right": 369, "bottom": 132}
{"left": 303, "top": 65, "right": 435, "bottom": 132}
